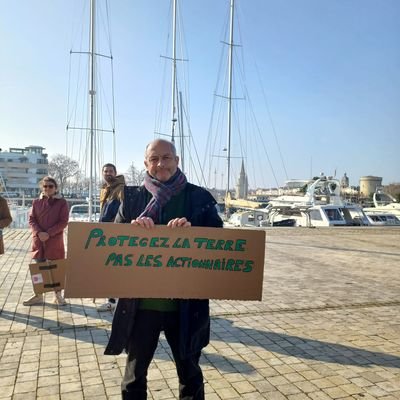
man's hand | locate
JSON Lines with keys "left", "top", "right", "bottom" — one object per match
{"left": 131, "top": 217, "right": 155, "bottom": 229}
{"left": 167, "top": 217, "right": 191, "bottom": 228}
{"left": 38, "top": 232, "right": 50, "bottom": 242}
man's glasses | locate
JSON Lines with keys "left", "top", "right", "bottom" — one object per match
{"left": 43, "top": 185, "right": 55, "bottom": 189}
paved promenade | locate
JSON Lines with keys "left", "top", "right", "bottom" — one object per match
{"left": 0, "top": 227, "right": 399, "bottom": 400}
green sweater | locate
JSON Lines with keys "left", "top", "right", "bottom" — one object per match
{"left": 138, "top": 189, "right": 186, "bottom": 312}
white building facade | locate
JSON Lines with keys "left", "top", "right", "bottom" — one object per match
{"left": 0, "top": 146, "right": 49, "bottom": 197}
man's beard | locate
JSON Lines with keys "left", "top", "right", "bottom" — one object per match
{"left": 104, "top": 176, "right": 115, "bottom": 183}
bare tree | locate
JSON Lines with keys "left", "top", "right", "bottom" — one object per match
{"left": 48, "top": 154, "right": 80, "bottom": 193}
{"left": 125, "top": 162, "right": 146, "bottom": 186}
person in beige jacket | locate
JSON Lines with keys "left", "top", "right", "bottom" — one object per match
{"left": 0, "top": 195, "right": 13, "bottom": 255}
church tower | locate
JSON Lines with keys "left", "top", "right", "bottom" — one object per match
{"left": 341, "top": 172, "right": 349, "bottom": 188}
{"left": 235, "top": 160, "right": 248, "bottom": 199}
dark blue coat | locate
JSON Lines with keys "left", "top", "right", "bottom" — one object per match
{"left": 104, "top": 183, "right": 223, "bottom": 358}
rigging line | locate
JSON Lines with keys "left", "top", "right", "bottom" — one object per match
{"left": 232, "top": 103, "right": 245, "bottom": 161}
{"left": 248, "top": 108, "right": 265, "bottom": 188}
{"left": 202, "top": 44, "right": 225, "bottom": 182}
{"left": 68, "top": 59, "right": 81, "bottom": 158}
{"left": 69, "top": 1, "right": 87, "bottom": 55}
{"left": 66, "top": 55, "right": 78, "bottom": 128}
{"left": 96, "top": 62, "right": 113, "bottom": 128}
{"left": 245, "top": 87, "right": 280, "bottom": 188}
{"left": 110, "top": 57, "right": 116, "bottom": 163}
{"left": 182, "top": 105, "right": 207, "bottom": 187}
{"left": 154, "top": 1, "right": 173, "bottom": 136}
{"left": 97, "top": 2, "right": 107, "bottom": 53}
{"left": 206, "top": 49, "right": 230, "bottom": 186}
{"left": 69, "top": 19, "right": 88, "bottom": 151}
{"left": 231, "top": 41, "right": 251, "bottom": 180}
{"left": 202, "top": 11, "right": 229, "bottom": 175}
{"left": 232, "top": 35, "right": 279, "bottom": 188}
{"left": 203, "top": 91, "right": 218, "bottom": 186}
{"left": 154, "top": 52, "right": 169, "bottom": 136}
{"left": 66, "top": 52, "right": 73, "bottom": 156}
{"left": 237, "top": 0, "right": 288, "bottom": 182}
{"left": 255, "top": 62, "right": 289, "bottom": 181}
{"left": 235, "top": 0, "right": 281, "bottom": 188}
{"left": 105, "top": 0, "right": 113, "bottom": 55}
{"left": 177, "top": 2, "right": 191, "bottom": 127}
{"left": 104, "top": 0, "right": 116, "bottom": 165}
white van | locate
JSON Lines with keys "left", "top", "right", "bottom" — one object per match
{"left": 69, "top": 204, "right": 101, "bottom": 222}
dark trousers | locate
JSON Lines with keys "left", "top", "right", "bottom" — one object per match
{"left": 122, "top": 310, "right": 205, "bottom": 400}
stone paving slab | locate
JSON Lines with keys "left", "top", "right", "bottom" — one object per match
{"left": 0, "top": 227, "right": 399, "bottom": 399}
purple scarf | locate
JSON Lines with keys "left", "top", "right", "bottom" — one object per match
{"left": 139, "top": 168, "right": 187, "bottom": 223}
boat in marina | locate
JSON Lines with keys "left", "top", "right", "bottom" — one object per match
{"left": 8, "top": 202, "right": 30, "bottom": 229}
{"left": 0, "top": 175, "right": 30, "bottom": 228}
{"left": 265, "top": 176, "right": 370, "bottom": 227}
{"left": 265, "top": 203, "right": 369, "bottom": 227}
{"left": 364, "top": 212, "right": 400, "bottom": 226}
{"left": 228, "top": 209, "right": 295, "bottom": 227}
{"left": 362, "top": 189, "right": 400, "bottom": 218}
{"left": 69, "top": 203, "right": 101, "bottom": 222}
{"left": 229, "top": 175, "right": 370, "bottom": 228}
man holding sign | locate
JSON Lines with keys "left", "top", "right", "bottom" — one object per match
{"left": 105, "top": 139, "right": 223, "bottom": 400}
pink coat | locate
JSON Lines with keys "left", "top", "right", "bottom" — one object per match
{"left": 29, "top": 195, "right": 69, "bottom": 260}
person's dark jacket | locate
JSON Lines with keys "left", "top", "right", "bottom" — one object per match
{"left": 104, "top": 183, "right": 223, "bottom": 359}
{"left": 99, "top": 175, "right": 125, "bottom": 222}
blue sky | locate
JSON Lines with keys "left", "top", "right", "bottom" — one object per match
{"left": 1, "top": 0, "right": 399, "bottom": 189}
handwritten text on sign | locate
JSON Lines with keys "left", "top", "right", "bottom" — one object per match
{"left": 85, "top": 228, "right": 254, "bottom": 273}
{"left": 65, "top": 222, "right": 266, "bottom": 300}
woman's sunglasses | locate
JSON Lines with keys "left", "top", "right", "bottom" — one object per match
{"left": 43, "top": 184, "right": 55, "bottom": 189}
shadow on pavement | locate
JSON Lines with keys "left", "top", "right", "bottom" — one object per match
{"left": 1, "top": 308, "right": 399, "bottom": 372}
{"left": 209, "top": 317, "right": 400, "bottom": 371}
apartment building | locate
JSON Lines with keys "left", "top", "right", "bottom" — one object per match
{"left": 0, "top": 146, "right": 49, "bottom": 197}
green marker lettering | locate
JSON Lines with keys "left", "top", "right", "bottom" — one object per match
{"left": 243, "top": 260, "right": 253, "bottom": 273}
{"left": 225, "top": 259, "right": 235, "bottom": 271}
{"left": 193, "top": 237, "right": 207, "bottom": 249}
{"left": 159, "top": 237, "right": 170, "bottom": 248}
{"left": 85, "top": 228, "right": 103, "bottom": 249}
{"left": 234, "top": 259, "right": 243, "bottom": 271}
{"left": 118, "top": 236, "right": 129, "bottom": 246}
{"left": 139, "top": 237, "right": 148, "bottom": 247}
{"left": 124, "top": 254, "right": 133, "bottom": 266}
{"left": 128, "top": 236, "right": 139, "bottom": 246}
{"left": 235, "top": 239, "right": 247, "bottom": 252}
{"left": 224, "top": 240, "right": 234, "bottom": 251}
{"left": 206, "top": 239, "right": 215, "bottom": 250}
{"left": 149, "top": 237, "right": 159, "bottom": 247}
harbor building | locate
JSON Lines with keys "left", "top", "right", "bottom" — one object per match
{"left": 359, "top": 175, "right": 382, "bottom": 198}
{"left": 0, "top": 146, "right": 49, "bottom": 197}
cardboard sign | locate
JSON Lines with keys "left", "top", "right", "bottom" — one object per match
{"left": 29, "top": 259, "right": 67, "bottom": 294}
{"left": 64, "top": 222, "right": 266, "bottom": 300}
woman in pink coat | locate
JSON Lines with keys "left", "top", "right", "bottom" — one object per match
{"left": 23, "top": 176, "right": 69, "bottom": 306}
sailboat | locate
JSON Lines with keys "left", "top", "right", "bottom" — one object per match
{"left": 154, "top": 0, "right": 206, "bottom": 186}
{"left": 203, "top": 0, "right": 283, "bottom": 217}
{"left": 66, "top": 0, "right": 116, "bottom": 221}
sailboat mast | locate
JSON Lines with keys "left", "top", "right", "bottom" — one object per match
{"left": 88, "top": 0, "right": 96, "bottom": 220}
{"left": 178, "top": 91, "right": 185, "bottom": 173}
{"left": 226, "top": 0, "right": 234, "bottom": 196}
{"left": 170, "top": 0, "right": 178, "bottom": 143}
